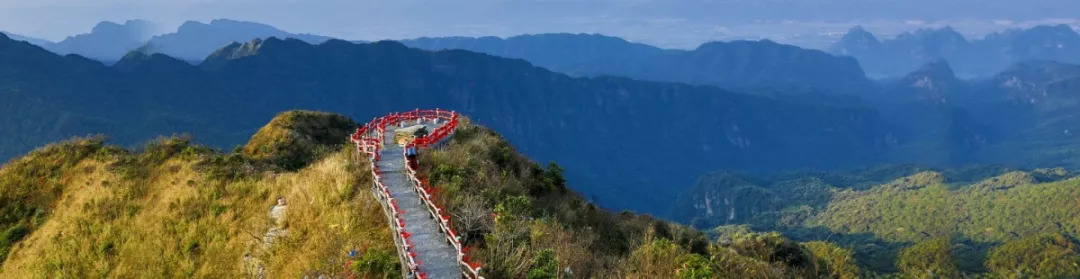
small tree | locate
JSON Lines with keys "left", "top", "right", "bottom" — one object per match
{"left": 625, "top": 238, "right": 686, "bottom": 278}
{"left": 351, "top": 248, "right": 399, "bottom": 278}
{"left": 453, "top": 195, "right": 494, "bottom": 244}
{"left": 986, "top": 233, "right": 1080, "bottom": 278}
{"left": 495, "top": 196, "right": 533, "bottom": 224}
{"left": 803, "top": 241, "right": 860, "bottom": 279}
{"left": 897, "top": 237, "right": 961, "bottom": 279}
{"left": 527, "top": 249, "right": 559, "bottom": 279}
{"left": 676, "top": 254, "right": 713, "bottom": 279}
{"left": 543, "top": 162, "right": 567, "bottom": 192}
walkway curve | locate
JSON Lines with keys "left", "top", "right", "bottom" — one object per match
{"left": 351, "top": 109, "right": 484, "bottom": 279}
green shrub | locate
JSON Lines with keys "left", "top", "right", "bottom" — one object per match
{"left": 897, "top": 237, "right": 961, "bottom": 279}
{"left": 352, "top": 248, "right": 400, "bottom": 278}
{"left": 803, "top": 241, "right": 861, "bottom": 279}
{"left": 0, "top": 137, "right": 107, "bottom": 263}
{"left": 526, "top": 249, "right": 558, "bottom": 279}
{"left": 725, "top": 232, "right": 811, "bottom": 268}
{"left": 242, "top": 110, "right": 357, "bottom": 170}
{"left": 985, "top": 233, "right": 1080, "bottom": 278}
{"left": 675, "top": 254, "right": 713, "bottom": 279}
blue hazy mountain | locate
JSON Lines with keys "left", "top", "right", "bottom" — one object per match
{"left": 1, "top": 20, "right": 158, "bottom": 63}
{"left": 53, "top": 20, "right": 159, "bottom": 63}
{"left": 3, "top": 19, "right": 333, "bottom": 63}
{"left": 0, "top": 32, "right": 57, "bottom": 49}
{"left": 141, "top": 19, "right": 333, "bottom": 62}
{"left": 994, "top": 25, "right": 1080, "bottom": 64}
{"left": 0, "top": 33, "right": 895, "bottom": 214}
{"left": 832, "top": 25, "right": 1080, "bottom": 78}
{"left": 403, "top": 34, "right": 876, "bottom": 96}
{"left": 401, "top": 33, "right": 674, "bottom": 75}
{"left": 6, "top": 28, "right": 1080, "bottom": 215}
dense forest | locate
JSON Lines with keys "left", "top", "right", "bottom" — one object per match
{"left": 674, "top": 165, "right": 1080, "bottom": 277}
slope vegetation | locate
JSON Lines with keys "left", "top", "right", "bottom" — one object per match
{"left": 675, "top": 166, "right": 1080, "bottom": 276}
{"left": 417, "top": 118, "right": 863, "bottom": 278}
{"left": 0, "top": 111, "right": 396, "bottom": 278}
{"left": 0, "top": 32, "right": 891, "bottom": 216}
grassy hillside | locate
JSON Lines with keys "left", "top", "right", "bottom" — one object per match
{"left": 675, "top": 166, "right": 1080, "bottom": 276}
{"left": 0, "top": 111, "right": 397, "bottom": 278}
{"left": 418, "top": 119, "right": 863, "bottom": 278}
{"left": 0, "top": 111, "right": 865, "bottom": 278}
{"left": 242, "top": 110, "right": 357, "bottom": 170}
{"left": 13, "top": 110, "right": 1065, "bottom": 278}
{"left": 813, "top": 171, "right": 1080, "bottom": 243}
{"left": 0, "top": 33, "right": 901, "bottom": 217}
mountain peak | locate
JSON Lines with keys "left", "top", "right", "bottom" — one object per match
{"left": 696, "top": 39, "right": 781, "bottom": 50}
{"left": 176, "top": 19, "right": 279, "bottom": 34}
{"left": 207, "top": 19, "right": 281, "bottom": 34}
{"left": 113, "top": 50, "right": 193, "bottom": 72}
{"left": 207, "top": 39, "right": 261, "bottom": 60}
{"left": 90, "top": 21, "right": 123, "bottom": 33}
{"left": 210, "top": 18, "right": 245, "bottom": 25}
{"left": 891, "top": 60, "right": 964, "bottom": 102}
{"left": 176, "top": 20, "right": 206, "bottom": 33}
{"left": 916, "top": 59, "right": 956, "bottom": 77}
{"left": 1031, "top": 24, "right": 1078, "bottom": 34}
{"left": 48, "top": 19, "right": 159, "bottom": 62}
{"left": 148, "top": 19, "right": 330, "bottom": 62}
{"left": 200, "top": 36, "right": 317, "bottom": 70}
{"left": 1014, "top": 24, "right": 1080, "bottom": 42}
{"left": 830, "top": 26, "right": 880, "bottom": 56}
{"left": 87, "top": 19, "right": 156, "bottom": 38}
{"left": 845, "top": 25, "right": 876, "bottom": 39}
{"left": 905, "top": 26, "right": 967, "bottom": 42}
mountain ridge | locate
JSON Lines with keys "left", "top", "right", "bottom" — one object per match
{"left": 0, "top": 33, "right": 897, "bottom": 215}
{"left": 831, "top": 24, "right": 1080, "bottom": 78}
{"left": 143, "top": 19, "right": 333, "bottom": 62}
{"left": 403, "top": 34, "right": 875, "bottom": 96}
{"left": 6, "top": 30, "right": 1080, "bottom": 215}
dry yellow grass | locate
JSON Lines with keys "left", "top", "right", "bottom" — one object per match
{"left": 0, "top": 146, "right": 395, "bottom": 278}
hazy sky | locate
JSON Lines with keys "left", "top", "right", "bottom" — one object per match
{"left": 1, "top": 0, "right": 1078, "bottom": 49}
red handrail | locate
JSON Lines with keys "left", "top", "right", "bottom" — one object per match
{"left": 351, "top": 109, "right": 482, "bottom": 279}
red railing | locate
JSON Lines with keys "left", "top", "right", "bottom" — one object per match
{"left": 351, "top": 109, "right": 483, "bottom": 279}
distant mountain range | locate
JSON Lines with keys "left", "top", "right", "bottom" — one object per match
{"left": 0, "top": 32, "right": 56, "bottom": 49}
{"left": 402, "top": 34, "right": 875, "bottom": 96}
{"left": 0, "top": 33, "right": 900, "bottom": 215}
{"left": 831, "top": 25, "right": 1080, "bottom": 78}
{"left": 2, "top": 20, "right": 157, "bottom": 63}
{"left": 5, "top": 23, "right": 876, "bottom": 95}
{"left": 141, "top": 19, "right": 332, "bottom": 62}
{"left": 8, "top": 19, "right": 1080, "bottom": 85}
{"left": 0, "top": 19, "right": 331, "bottom": 63}
{"left": 6, "top": 20, "right": 1080, "bottom": 216}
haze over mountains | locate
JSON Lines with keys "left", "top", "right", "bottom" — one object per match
{"left": 0, "top": 33, "right": 890, "bottom": 214}
{"left": 6, "top": 18, "right": 1079, "bottom": 81}
{"left": 1, "top": 19, "right": 331, "bottom": 63}
{"left": 6, "top": 12, "right": 1080, "bottom": 277}
{"left": 6, "top": 20, "right": 1080, "bottom": 216}
{"left": 832, "top": 25, "right": 1080, "bottom": 78}
{"left": 403, "top": 35, "right": 874, "bottom": 96}
{"left": 142, "top": 19, "right": 333, "bottom": 62}
{"left": 1, "top": 20, "right": 158, "bottom": 63}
